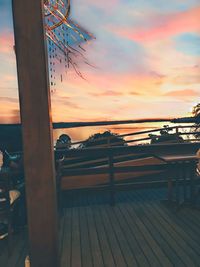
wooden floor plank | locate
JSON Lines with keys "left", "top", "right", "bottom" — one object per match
{"left": 113, "top": 204, "right": 150, "bottom": 267}
{"left": 150, "top": 202, "right": 200, "bottom": 265}
{"left": 104, "top": 205, "right": 138, "bottom": 267}
{"left": 79, "top": 206, "right": 93, "bottom": 267}
{"left": 154, "top": 205, "right": 200, "bottom": 256}
{"left": 153, "top": 192, "right": 200, "bottom": 239}
{"left": 85, "top": 205, "right": 104, "bottom": 267}
{"left": 131, "top": 192, "right": 185, "bottom": 267}
{"left": 128, "top": 206, "right": 172, "bottom": 267}
{"left": 98, "top": 205, "right": 127, "bottom": 267}
{"left": 153, "top": 189, "right": 200, "bottom": 240}
{"left": 134, "top": 190, "right": 198, "bottom": 267}
{"left": 147, "top": 190, "right": 200, "bottom": 259}
{"left": 117, "top": 198, "right": 160, "bottom": 267}
{"left": 71, "top": 207, "right": 82, "bottom": 267}
{"left": 92, "top": 204, "right": 116, "bottom": 267}
{"left": 120, "top": 195, "right": 171, "bottom": 267}
{"left": 61, "top": 208, "right": 72, "bottom": 267}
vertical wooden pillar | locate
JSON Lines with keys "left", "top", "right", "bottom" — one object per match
{"left": 12, "top": 1, "right": 59, "bottom": 266}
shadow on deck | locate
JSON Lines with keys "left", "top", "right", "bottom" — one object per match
{"left": 60, "top": 188, "right": 200, "bottom": 267}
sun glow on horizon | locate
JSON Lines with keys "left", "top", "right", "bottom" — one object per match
{"left": 0, "top": 0, "right": 199, "bottom": 126}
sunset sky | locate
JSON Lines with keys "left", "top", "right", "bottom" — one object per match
{"left": 0, "top": 0, "right": 200, "bottom": 125}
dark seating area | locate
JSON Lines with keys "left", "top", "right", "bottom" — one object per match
{"left": 0, "top": 166, "right": 27, "bottom": 267}
{"left": 0, "top": 229, "right": 27, "bottom": 267}
{"left": 0, "top": 170, "right": 21, "bottom": 241}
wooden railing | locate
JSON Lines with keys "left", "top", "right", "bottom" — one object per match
{"left": 65, "top": 125, "right": 200, "bottom": 148}
{"left": 56, "top": 142, "right": 200, "bottom": 207}
{"left": 56, "top": 142, "right": 200, "bottom": 158}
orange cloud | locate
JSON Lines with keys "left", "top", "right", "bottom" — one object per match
{"left": 163, "top": 64, "right": 200, "bottom": 86}
{"left": 89, "top": 90, "right": 123, "bottom": 97}
{"left": 50, "top": 69, "right": 167, "bottom": 123}
{"left": 111, "top": 6, "right": 200, "bottom": 42}
{"left": 0, "top": 99, "right": 20, "bottom": 123}
{"left": 0, "top": 97, "right": 18, "bottom": 104}
{"left": 56, "top": 69, "right": 164, "bottom": 97}
{"left": 164, "top": 89, "right": 199, "bottom": 99}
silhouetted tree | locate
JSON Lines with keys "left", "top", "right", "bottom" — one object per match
{"left": 55, "top": 134, "right": 72, "bottom": 160}
{"left": 192, "top": 103, "right": 200, "bottom": 138}
{"left": 56, "top": 134, "right": 71, "bottom": 149}
{"left": 79, "top": 131, "right": 127, "bottom": 149}
{"left": 149, "top": 125, "right": 184, "bottom": 144}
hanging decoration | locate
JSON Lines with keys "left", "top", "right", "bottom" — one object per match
{"left": 44, "top": 0, "right": 95, "bottom": 88}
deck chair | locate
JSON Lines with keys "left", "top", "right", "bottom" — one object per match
{"left": 0, "top": 169, "right": 20, "bottom": 250}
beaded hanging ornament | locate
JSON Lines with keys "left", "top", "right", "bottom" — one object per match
{"left": 44, "top": 0, "right": 95, "bottom": 90}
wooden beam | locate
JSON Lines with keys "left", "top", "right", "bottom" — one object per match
{"left": 56, "top": 142, "right": 200, "bottom": 158}
{"left": 12, "top": 1, "right": 59, "bottom": 266}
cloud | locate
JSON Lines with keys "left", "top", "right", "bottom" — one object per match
{"left": 129, "top": 91, "right": 142, "bottom": 96}
{"left": 110, "top": 6, "right": 200, "bottom": 43}
{"left": 0, "top": 106, "right": 20, "bottom": 123}
{"left": 166, "top": 65, "right": 200, "bottom": 85}
{"left": 51, "top": 95, "right": 81, "bottom": 109}
{"left": 0, "top": 31, "right": 14, "bottom": 54}
{"left": 172, "top": 75, "right": 200, "bottom": 85}
{"left": 77, "top": 0, "right": 119, "bottom": 11}
{"left": 89, "top": 90, "right": 123, "bottom": 97}
{"left": 0, "top": 96, "right": 18, "bottom": 103}
{"left": 163, "top": 89, "right": 200, "bottom": 101}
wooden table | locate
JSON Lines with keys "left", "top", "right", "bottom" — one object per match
{"left": 161, "top": 154, "right": 198, "bottom": 209}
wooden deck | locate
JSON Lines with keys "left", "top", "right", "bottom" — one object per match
{"left": 60, "top": 188, "right": 200, "bottom": 267}
{"left": 1, "top": 187, "right": 200, "bottom": 266}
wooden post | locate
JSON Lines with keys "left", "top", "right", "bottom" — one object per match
{"left": 167, "top": 164, "right": 173, "bottom": 202}
{"left": 108, "top": 152, "right": 115, "bottom": 206}
{"left": 190, "top": 161, "right": 197, "bottom": 206}
{"left": 12, "top": 1, "right": 59, "bottom": 266}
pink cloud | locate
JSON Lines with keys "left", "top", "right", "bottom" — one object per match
{"left": 0, "top": 32, "right": 14, "bottom": 54}
{"left": 111, "top": 6, "right": 200, "bottom": 42}
{"left": 164, "top": 89, "right": 199, "bottom": 98}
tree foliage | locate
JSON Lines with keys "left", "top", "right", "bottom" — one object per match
{"left": 149, "top": 125, "right": 184, "bottom": 144}
{"left": 79, "top": 131, "right": 127, "bottom": 149}
{"left": 56, "top": 134, "right": 71, "bottom": 149}
{"left": 192, "top": 103, "right": 200, "bottom": 138}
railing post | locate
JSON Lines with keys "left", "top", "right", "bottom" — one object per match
{"left": 190, "top": 161, "right": 197, "bottom": 206}
{"left": 175, "top": 162, "right": 180, "bottom": 205}
{"left": 167, "top": 163, "right": 173, "bottom": 202}
{"left": 108, "top": 151, "right": 115, "bottom": 206}
{"left": 183, "top": 162, "right": 187, "bottom": 201}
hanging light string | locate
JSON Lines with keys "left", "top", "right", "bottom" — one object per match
{"left": 44, "top": 0, "right": 95, "bottom": 84}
